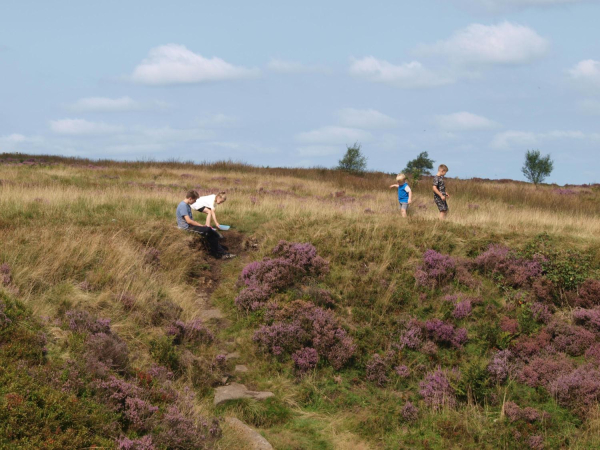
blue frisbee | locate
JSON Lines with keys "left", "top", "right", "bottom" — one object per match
{"left": 218, "top": 224, "right": 231, "bottom": 230}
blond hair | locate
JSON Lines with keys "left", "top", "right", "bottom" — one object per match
{"left": 438, "top": 164, "right": 449, "bottom": 172}
{"left": 396, "top": 173, "right": 406, "bottom": 183}
{"left": 215, "top": 191, "right": 227, "bottom": 202}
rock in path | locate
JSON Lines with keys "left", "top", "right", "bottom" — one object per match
{"left": 214, "top": 382, "right": 274, "bottom": 406}
{"left": 225, "top": 351, "right": 240, "bottom": 360}
{"left": 235, "top": 364, "right": 249, "bottom": 373}
{"left": 225, "top": 417, "right": 273, "bottom": 450}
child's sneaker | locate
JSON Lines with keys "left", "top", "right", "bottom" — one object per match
{"left": 221, "top": 253, "right": 236, "bottom": 260}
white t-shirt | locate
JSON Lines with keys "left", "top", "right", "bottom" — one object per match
{"left": 191, "top": 194, "right": 216, "bottom": 211}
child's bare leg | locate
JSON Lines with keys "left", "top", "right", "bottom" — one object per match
{"left": 439, "top": 211, "right": 447, "bottom": 220}
{"left": 401, "top": 208, "right": 407, "bottom": 218}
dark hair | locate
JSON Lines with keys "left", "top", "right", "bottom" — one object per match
{"left": 186, "top": 190, "right": 199, "bottom": 201}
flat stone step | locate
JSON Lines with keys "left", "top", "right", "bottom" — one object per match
{"left": 225, "top": 351, "right": 240, "bottom": 360}
{"left": 225, "top": 417, "right": 273, "bottom": 450}
{"left": 235, "top": 364, "right": 249, "bottom": 373}
{"left": 214, "top": 382, "right": 274, "bottom": 406}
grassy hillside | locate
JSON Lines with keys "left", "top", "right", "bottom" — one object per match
{"left": 1, "top": 153, "right": 600, "bottom": 449}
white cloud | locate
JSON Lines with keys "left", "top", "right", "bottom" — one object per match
{"left": 267, "top": 59, "right": 329, "bottom": 74}
{"left": 196, "top": 113, "right": 238, "bottom": 128}
{"left": 50, "top": 119, "right": 124, "bottom": 135}
{"left": 418, "top": 22, "right": 548, "bottom": 65}
{"left": 294, "top": 126, "right": 372, "bottom": 144}
{"left": 67, "top": 96, "right": 143, "bottom": 112}
{"left": 578, "top": 99, "right": 600, "bottom": 114}
{"left": 130, "top": 44, "right": 260, "bottom": 85}
{"left": 296, "top": 145, "right": 341, "bottom": 157}
{"left": 491, "top": 129, "right": 588, "bottom": 149}
{"left": 349, "top": 57, "right": 454, "bottom": 89}
{"left": 568, "top": 60, "right": 600, "bottom": 92}
{"left": 435, "top": 111, "right": 500, "bottom": 131}
{"left": 337, "top": 108, "right": 399, "bottom": 129}
{"left": 136, "top": 125, "right": 215, "bottom": 143}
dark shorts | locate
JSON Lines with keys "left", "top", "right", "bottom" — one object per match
{"left": 198, "top": 206, "right": 206, "bottom": 212}
{"left": 434, "top": 196, "right": 448, "bottom": 212}
{"left": 399, "top": 202, "right": 409, "bottom": 210}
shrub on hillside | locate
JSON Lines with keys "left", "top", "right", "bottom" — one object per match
{"left": 415, "top": 250, "right": 456, "bottom": 289}
{"left": 419, "top": 368, "right": 459, "bottom": 410}
{"left": 254, "top": 300, "right": 355, "bottom": 370}
{"left": 517, "top": 354, "right": 575, "bottom": 388}
{"left": 547, "top": 321, "right": 595, "bottom": 356}
{"left": 116, "top": 435, "right": 156, "bottom": 450}
{"left": 504, "top": 401, "right": 543, "bottom": 423}
{"left": 550, "top": 364, "right": 600, "bottom": 412}
{"left": 573, "top": 307, "right": 600, "bottom": 332}
{"left": 401, "top": 402, "right": 419, "bottom": 422}
{"left": 573, "top": 279, "right": 600, "bottom": 308}
{"left": 488, "top": 349, "right": 515, "bottom": 383}
{"left": 236, "top": 241, "right": 329, "bottom": 311}
{"left": 65, "top": 309, "right": 111, "bottom": 334}
{"left": 166, "top": 319, "right": 214, "bottom": 345}
{"left": 292, "top": 347, "right": 319, "bottom": 374}
{"left": 86, "top": 332, "right": 130, "bottom": 374}
{"left": 400, "top": 318, "right": 424, "bottom": 350}
{"left": 475, "top": 245, "right": 543, "bottom": 288}
{"left": 366, "top": 354, "right": 390, "bottom": 387}
{"left": 452, "top": 300, "right": 472, "bottom": 319}
{"left": 425, "top": 319, "right": 468, "bottom": 348}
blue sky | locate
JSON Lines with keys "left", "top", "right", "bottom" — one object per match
{"left": 1, "top": 0, "right": 599, "bottom": 184}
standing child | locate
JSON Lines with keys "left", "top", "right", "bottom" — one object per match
{"left": 191, "top": 191, "right": 227, "bottom": 229}
{"left": 432, "top": 164, "right": 450, "bottom": 220}
{"left": 389, "top": 173, "right": 412, "bottom": 217}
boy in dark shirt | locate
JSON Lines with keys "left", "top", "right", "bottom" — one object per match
{"left": 176, "top": 190, "right": 235, "bottom": 259}
{"left": 432, "top": 164, "right": 450, "bottom": 220}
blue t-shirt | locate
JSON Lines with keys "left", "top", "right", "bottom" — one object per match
{"left": 176, "top": 201, "right": 192, "bottom": 229}
{"left": 397, "top": 183, "right": 411, "bottom": 203}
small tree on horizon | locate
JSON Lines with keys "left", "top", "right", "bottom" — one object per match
{"left": 337, "top": 142, "right": 367, "bottom": 175}
{"left": 522, "top": 149, "right": 553, "bottom": 187}
{"left": 403, "top": 151, "right": 435, "bottom": 181}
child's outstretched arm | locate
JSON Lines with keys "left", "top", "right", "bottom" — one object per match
{"left": 389, "top": 184, "right": 399, "bottom": 188}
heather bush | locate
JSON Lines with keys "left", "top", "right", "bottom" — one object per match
{"left": 415, "top": 250, "right": 456, "bottom": 289}
{"left": 400, "top": 318, "right": 424, "bottom": 350}
{"left": 528, "top": 435, "right": 545, "bottom": 450}
{"left": 574, "top": 279, "right": 600, "bottom": 308}
{"left": 500, "top": 316, "right": 519, "bottom": 334}
{"left": 517, "top": 354, "right": 574, "bottom": 388}
{"left": 585, "top": 343, "right": 600, "bottom": 364}
{"left": 419, "top": 368, "right": 458, "bottom": 410}
{"left": 425, "top": 319, "right": 468, "bottom": 348}
{"left": 488, "top": 349, "right": 514, "bottom": 383}
{"left": 395, "top": 365, "right": 411, "bottom": 378}
{"left": 573, "top": 307, "right": 600, "bottom": 332}
{"left": 530, "top": 302, "right": 553, "bottom": 324}
{"left": 144, "top": 247, "right": 161, "bottom": 266}
{"left": 0, "top": 263, "right": 12, "bottom": 286}
{"left": 292, "top": 347, "right": 318, "bottom": 374}
{"left": 116, "top": 435, "right": 156, "bottom": 450}
{"left": 366, "top": 354, "right": 389, "bottom": 387}
{"left": 236, "top": 241, "right": 329, "bottom": 310}
{"left": 475, "top": 245, "right": 543, "bottom": 288}
{"left": 452, "top": 300, "right": 472, "bottom": 319}
{"left": 511, "top": 330, "right": 552, "bottom": 358}
{"left": 124, "top": 397, "right": 159, "bottom": 432}
{"left": 153, "top": 405, "right": 219, "bottom": 449}
{"left": 65, "top": 309, "right": 111, "bottom": 334}
{"left": 531, "top": 277, "right": 556, "bottom": 303}
{"left": 547, "top": 321, "right": 595, "bottom": 356}
{"left": 94, "top": 376, "right": 143, "bottom": 412}
{"left": 401, "top": 401, "right": 419, "bottom": 422}
{"left": 550, "top": 364, "right": 600, "bottom": 411}
{"left": 504, "top": 401, "right": 542, "bottom": 423}
{"left": 254, "top": 300, "right": 355, "bottom": 369}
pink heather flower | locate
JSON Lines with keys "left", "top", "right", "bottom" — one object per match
{"left": 292, "top": 347, "right": 319, "bottom": 373}
{"left": 395, "top": 365, "right": 411, "bottom": 378}
{"left": 415, "top": 250, "right": 456, "bottom": 289}
{"left": 366, "top": 354, "right": 389, "bottom": 387}
{"left": 401, "top": 401, "right": 419, "bottom": 422}
{"left": 419, "top": 369, "right": 458, "bottom": 410}
{"left": 452, "top": 300, "right": 472, "bottom": 319}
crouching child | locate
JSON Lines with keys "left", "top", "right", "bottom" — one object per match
{"left": 176, "top": 190, "right": 235, "bottom": 259}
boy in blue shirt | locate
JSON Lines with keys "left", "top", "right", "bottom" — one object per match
{"left": 389, "top": 173, "right": 412, "bottom": 217}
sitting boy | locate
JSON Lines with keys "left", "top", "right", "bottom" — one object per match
{"left": 176, "top": 190, "right": 235, "bottom": 259}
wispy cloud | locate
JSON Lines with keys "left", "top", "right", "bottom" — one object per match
{"left": 435, "top": 111, "right": 500, "bottom": 131}
{"left": 350, "top": 57, "right": 454, "bottom": 89}
{"left": 568, "top": 60, "right": 600, "bottom": 93}
{"left": 267, "top": 59, "right": 329, "bottom": 74}
{"left": 451, "top": 0, "right": 595, "bottom": 13}
{"left": 337, "top": 108, "right": 400, "bottom": 129}
{"left": 129, "top": 44, "right": 259, "bottom": 85}
{"left": 66, "top": 96, "right": 170, "bottom": 113}
{"left": 490, "top": 129, "right": 591, "bottom": 149}
{"left": 49, "top": 119, "right": 125, "bottom": 135}
{"left": 417, "top": 22, "right": 548, "bottom": 66}
{"left": 295, "top": 126, "right": 372, "bottom": 144}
